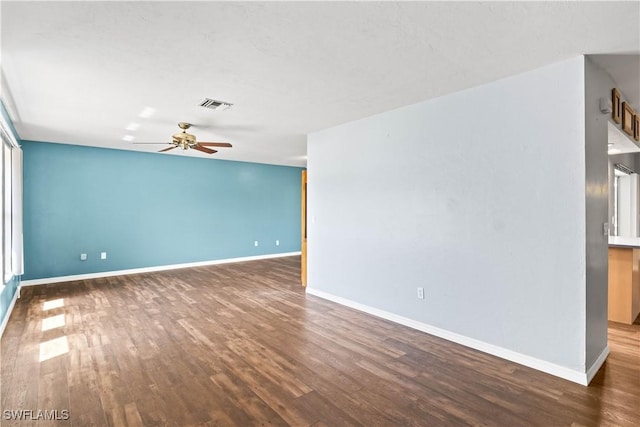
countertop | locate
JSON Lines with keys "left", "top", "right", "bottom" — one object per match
{"left": 608, "top": 236, "right": 640, "bottom": 248}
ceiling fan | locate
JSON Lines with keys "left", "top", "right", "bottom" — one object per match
{"left": 134, "top": 122, "right": 232, "bottom": 154}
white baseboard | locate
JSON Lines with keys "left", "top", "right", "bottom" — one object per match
{"left": 306, "top": 287, "right": 600, "bottom": 386}
{"left": 20, "top": 252, "right": 301, "bottom": 287}
{"left": 586, "top": 345, "right": 610, "bottom": 384}
{"left": 0, "top": 284, "right": 20, "bottom": 338}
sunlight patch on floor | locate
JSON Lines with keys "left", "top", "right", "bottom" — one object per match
{"left": 43, "top": 298, "right": 64, "bottom": 311}
{"left": 41, "top": 314, "right": 65, "bottom": 332}
{"left": 39, "top": 336, "right": 69, "bottom": 362}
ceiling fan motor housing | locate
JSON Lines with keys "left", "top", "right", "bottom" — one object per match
{"left": 172, "top": 131, "right": 197, "bottom": 149}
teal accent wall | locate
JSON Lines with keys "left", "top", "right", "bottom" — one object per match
{"left": 22, "top": 141, "right": 303, "bottom": 280}
{"left": 1, "top": 100, "right": 21, "bottom": 330}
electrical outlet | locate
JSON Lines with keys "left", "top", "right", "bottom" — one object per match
{"left": 101, "top": 252, "right": 107, "bottom": 260}
{"left": 276, "top": 240, "right": 280, "bottom": 246}
{"left": 254, "top": 241, "right": 259, "bottom": 247}
{"left": 417, "top": 287, "right": 424, "bottom": 299}
{"left": 80, "top": 253, "right": 87, "bottom": 261}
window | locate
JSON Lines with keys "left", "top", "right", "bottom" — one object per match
{"left": 1, "top": 113, "right": 23, "bottom": 286}
{"left": 0, "top": 139, "right": 3, "bottom": 284}
{"left": 11, "top": 147, "right": 23, "bottom": 277}
{"left": 3, "top": 139, "right": 11, "bottom": 283}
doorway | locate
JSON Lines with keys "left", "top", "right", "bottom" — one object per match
{"left": 301, "top": 170, "right": 307, "bottom": 286}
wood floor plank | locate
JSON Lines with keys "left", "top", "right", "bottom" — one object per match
{"left": 2, "top": 255, "right": 639, "bottom": 426}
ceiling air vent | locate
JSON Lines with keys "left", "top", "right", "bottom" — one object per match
{"left": 199, "top": 98, "right": 233, "bottom": 111}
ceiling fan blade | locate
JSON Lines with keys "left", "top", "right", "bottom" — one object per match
{"left": 198, "top": 142, "right": 232, "bottom": 147}
{"left": 159, "top": 146, "right": 177, "bottom": 153}
{"left": 133, "top": 142, "right": 171, "bottom": 145}
{"left": 193, "top": 145, "right": 217, "bottom": 155}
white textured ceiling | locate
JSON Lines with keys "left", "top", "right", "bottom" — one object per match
{"left": 1, "top": 1, "right": 639, "bottom": 167}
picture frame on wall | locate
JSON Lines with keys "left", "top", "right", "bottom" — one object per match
{"left": 634, "top": 113, "right": 640, "bottom": 142}
{"left": 612, "top": 88, "right": 621, "bottom": 124}
{"left": 622, "top": 102, "right": 635, "bottom": 136}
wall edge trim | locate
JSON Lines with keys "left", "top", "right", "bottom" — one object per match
{"left": 0, "top": 286, "right": 20, "bottom": 338}
{"left": 21, "top": 252, "right": 302, "bottom": 286}
{"left": 305, "top": 287, "right": 592, "bottom": 386}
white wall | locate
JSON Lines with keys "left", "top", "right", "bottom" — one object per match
{"left": 308, "top": 57, "right": 595, "bottom": 381}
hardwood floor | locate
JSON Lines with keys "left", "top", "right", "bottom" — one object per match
{"left": 1, "top": 256, "right": 638, "bottom": 426}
